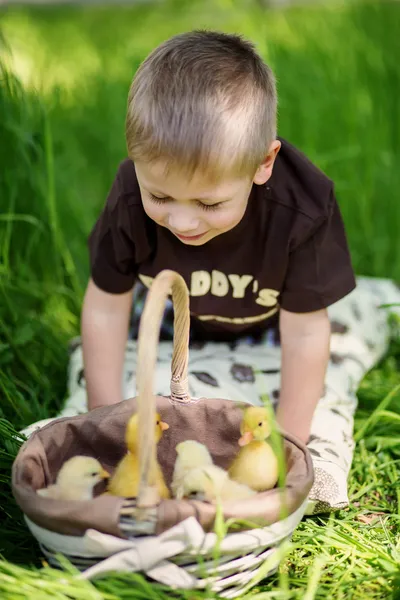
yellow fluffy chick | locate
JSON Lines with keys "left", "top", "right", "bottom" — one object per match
{"left": 228, "top": 406, "right": 279, "bottom": 492}
{"left": 179, "top": 464, "right": 256, "bottom": 502}
{"left": 36, "top": 456, "right": 109, "bottom": 501}
{"left": 107, "top": 412, "right": 170, "bottom": 499}
{"left": 171, "top": 440, "right": 213, "bottom": 498}
{"left": 172, "top": 440, "right": 255, "bottom": 502}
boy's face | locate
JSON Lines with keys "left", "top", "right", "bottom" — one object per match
{"left": 135, "top": 142, "right": 280, "bottom": 246}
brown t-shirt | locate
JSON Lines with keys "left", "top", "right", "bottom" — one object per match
{"left": 89, "top": 139, "right": 356, "bottom": 338}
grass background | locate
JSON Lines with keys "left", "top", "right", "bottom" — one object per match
{"left": 0, "top": 0, "right": 400, "bottom": 597}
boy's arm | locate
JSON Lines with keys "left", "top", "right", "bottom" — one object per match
{"left": 275, "top": 307, "right": 331, "bottom": 444}
{"left": 81, "top": 279, "right": 134, "bottom": 410}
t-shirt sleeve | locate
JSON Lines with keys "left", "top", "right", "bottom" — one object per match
{"left": 88, "top": 171, "right": 137, "bottom": 294}
{"left": 280, "top": 190, "right": 356, "bottom": 312}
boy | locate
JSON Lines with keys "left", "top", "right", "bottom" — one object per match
{"left": 82, "top": 30, "right": 356, "bottom": 444}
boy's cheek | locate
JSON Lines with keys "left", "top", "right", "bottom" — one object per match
{"left": 211, "top": 215, "right": 239, "bottom": 231}
{"left": 211, "top": 205, "right": 247, "bottom": 230}
{"left": 142, "top": 201, "right": 165, "bottom": 224}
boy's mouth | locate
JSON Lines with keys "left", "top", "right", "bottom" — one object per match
{"left": 174, "top": 231, "right": 208, "bottom": 242}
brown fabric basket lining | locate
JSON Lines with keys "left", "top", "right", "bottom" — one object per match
{"left": 12, "top": 395, "right": 313, "bottom": 537}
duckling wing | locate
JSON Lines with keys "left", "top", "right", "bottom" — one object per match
{"left": 171, "top": 457, "right": 186, "bottom": 497}
{"left": 108, "top": 453, "right": 140, "bottom": 497}
{"left": 221, "top": 478, "right": 257, "bottom": 501}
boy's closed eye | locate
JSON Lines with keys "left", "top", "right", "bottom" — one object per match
{"left": 148, "top": 192, "right": 224, "bottom": 212}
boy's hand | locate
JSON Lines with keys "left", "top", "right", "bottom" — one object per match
{"left": 81, "top": 279, "right": 133, "bottom": 411}
{"left": 276, "top": 307, "right": 331, "bottom": 444}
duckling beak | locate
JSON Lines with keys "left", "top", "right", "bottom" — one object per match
{"left": 160, "top": 421, "right": 169, "bottom": 431}
{"left": 100, "top": 468, "right": 110, "bottom": 479}
{"left": 238, "top": 431, "right": 254, "bottom": 446}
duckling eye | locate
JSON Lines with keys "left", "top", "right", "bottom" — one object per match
{"left": 90, "top": 472, "right": 98, "bottom": 477}
{"left": 156, "top": 420, "right": 160, "bottom": 425}
{"left": 258, "top": 422, "right": 263, "bottom": 427}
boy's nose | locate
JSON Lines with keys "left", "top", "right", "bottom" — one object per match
{"left": 168, "top": 211, "right": 199, "bottom": 233}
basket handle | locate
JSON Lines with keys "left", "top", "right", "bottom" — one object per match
{"left": 136, "top": 270, "right": 190, "bottom": 510}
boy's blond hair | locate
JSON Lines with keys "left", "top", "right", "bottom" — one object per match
{"left": 126, "top": 30, "right": 277, "bottom": 181}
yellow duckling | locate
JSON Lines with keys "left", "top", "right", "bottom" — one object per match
{"left": 37, "top": 456, "right": 110, "bottom": 501}
{"left": 107, "top": 412, "right": 170, "bottom": 499}
{"left": 228, "top": 406, "right": 279, "bottom": 492}
{"left": 172, "top": 440, "right": 255, "bottom": 502}
{"left": 171, "top": 440, "right": 213, "bottom": 498}
{"left": 178, "top": 463, "right": 256, "bottom": 502}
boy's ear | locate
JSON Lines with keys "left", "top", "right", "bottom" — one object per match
{"left": 253, "top": 139, "right": 281, "bottom": 185}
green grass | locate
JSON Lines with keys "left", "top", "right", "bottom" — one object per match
{"left": 0, "top": 0, "right": 400, "bottom": 598}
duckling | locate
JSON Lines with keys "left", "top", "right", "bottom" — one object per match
{"left": 107, "top": 412, "right": 170, "bottom": 499}
{"left": 171, "top": 440, "right": 213, "bottom": 498}
{"left": 172, "top": 440, "right": 255, "bottom": 502}
{"left": 228, "top": 406, "right": 279, "bottom": 492}
{"left": 178, "top": 464, "right": 256, "bottom": 502}
{"left": 175, "top": 463, "right": 227, "bottom": 501}
{"left": 37, "top": 456, "right": 109, "bottom": 501}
